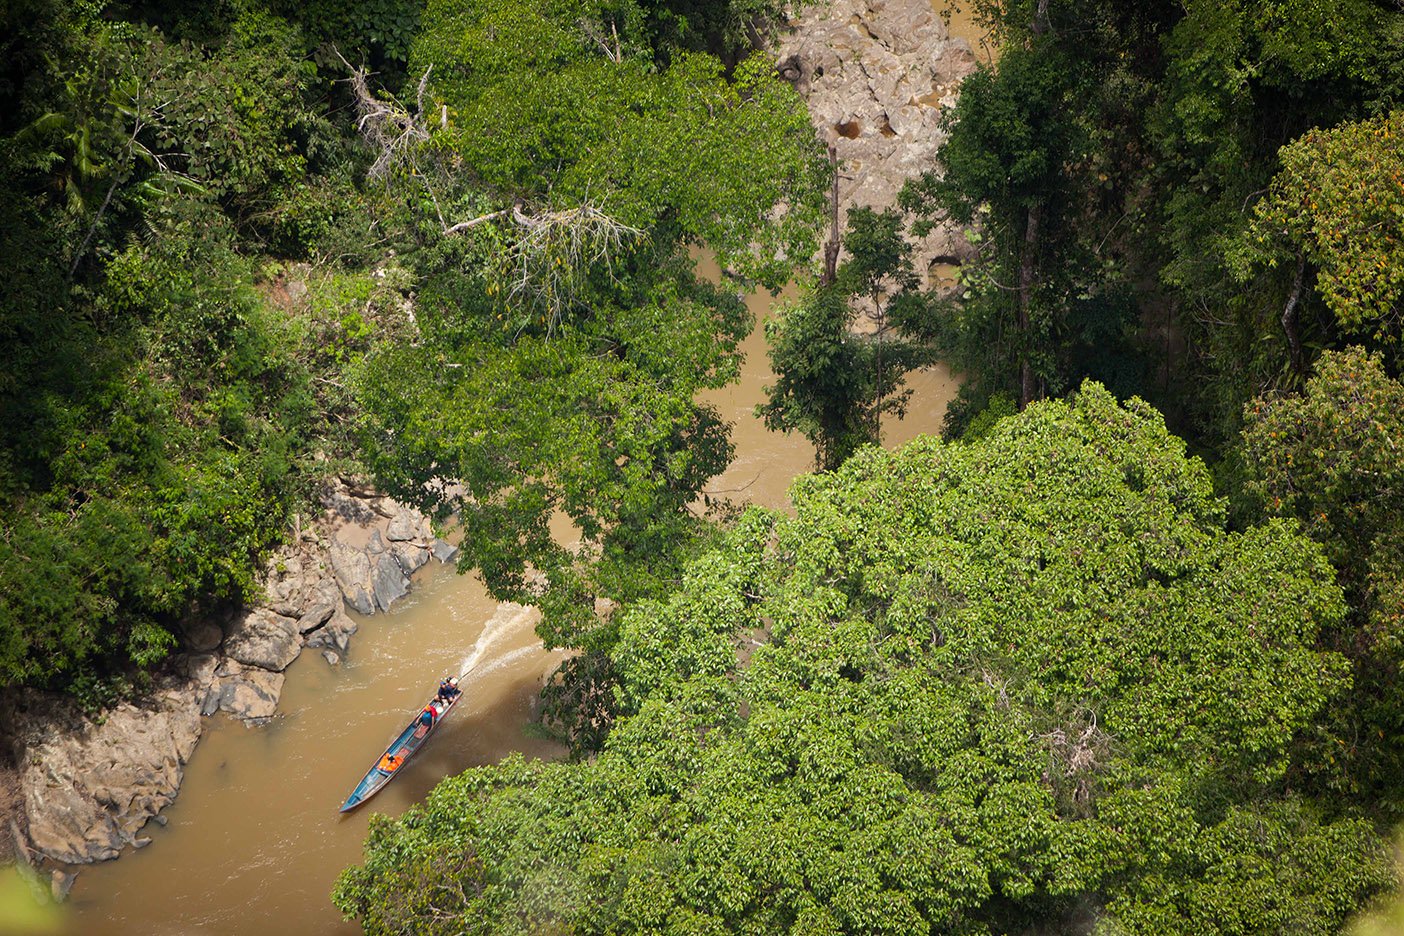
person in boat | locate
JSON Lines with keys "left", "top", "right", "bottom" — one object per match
{"left": 378, "top": 752, "right": 403, "bottom": 772}
{"left": 436, "top": 676, "right": 461, "bottom": 703}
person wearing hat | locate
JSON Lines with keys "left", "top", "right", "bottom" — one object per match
{"left": 436, "top": 675, "right": 461, "bottom": 703}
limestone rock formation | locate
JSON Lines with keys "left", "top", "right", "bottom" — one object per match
{"left": 2, "top": 683, "right": 202, "bottom": 863}
{"left": 178, "top": 618, "right": 224, "bottom": 653}
{"left": 386, "top": 510, "right": 430, "bottom": 543}
{"left": 372, "top": 552, "right": 410, "bottom": 611}
{"left": 392, "top": 540, "right": 431, "bottom": 576}
{"left": 223, "top": 608, "right": 302, "bottom": 672}
{"left": 775, "top": 0, "right": 980, "bottom": 279}
{"left": 329, "top": 540, "right": 376, "bottom": 615}
{"left": 210, "top": 664, "right": 285, "bottom": 722}
{"left": 431, "top": 538, "right": 460, "bottom": 565}
{"left": 305, "top": 607, "right": 358, "bottom": 655}
{"left": 1, "top": 477, "right": 455, "bottom": 868}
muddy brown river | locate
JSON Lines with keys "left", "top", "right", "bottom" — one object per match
{"left": 59, "top": 259, "right": 957, "bottom": 934}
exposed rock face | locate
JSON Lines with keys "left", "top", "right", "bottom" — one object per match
{"left": 775, "top": 0, "right": 980, "bottom": 277}
{"left": 3, "top": 478, "right": 453, "bottom": 866}
{"left": 210, "top": 665, "right": 286, "bottom": 722}
{"left": 306, "top": 607, "right": 358, "bottom": 655}
{"left": 178, "top": 619, "right": 223, "bottom": 653}
{"left": 373, "top": 552, "right": 411, "bottom": 611}
{"left": 2, "top": 683, "right": 202, "bottom": 864}
{"left": 392, "top": 540, "right": 431, "bottom": 576}
{"left": 223, "top": 609, "right": 302, "bottom": 672}
{"left": 329, "top": 540, "right": 376, "bottom": 615}
{"left": 51, "top": 869, "right": 76, "bottom": 901}
{"left": 296, "top": 598, "right": 337, "bottom": 635}
{"left": 386, "top": 510, "right": 430, "bottom": 542}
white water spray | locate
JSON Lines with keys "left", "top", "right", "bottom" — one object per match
{"left": 462, "top": 644, "right": 542, "bottom": 686}
{"left": 458, "top": 602, "right": 533, "bottom": 677}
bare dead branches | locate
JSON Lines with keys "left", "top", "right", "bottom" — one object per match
{"left": 1039, "top": 708, "right": 1113, "bottom": 816}
{"left": 442, "top": 209, "right": 509, "bottom": 235}
{"left": 340, "top": 50, "right": 431, "bottom": 181}
{"left": 337, "top": 55, "right": 641, "bottom": 330}
{"left": 579, "top": 17, "right": 624, "bottom": 63}
{"left": 1282, "top": 252, "right": 1307, "bottom": 377}
{"left": 70, "top": 55, "right": 198, "bottom": 277}
{"left": 498, "top": 201, "right": 644, "bottom": 332}
{"left": 432, "top": 199, "right": 644, "bottom": 332}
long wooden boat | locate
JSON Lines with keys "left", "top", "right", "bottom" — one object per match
{"left": 339, "top": 689, "right": 461, "bottom": 813}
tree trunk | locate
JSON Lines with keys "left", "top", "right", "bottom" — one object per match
{"left": 1282, "top": 253, "right": 1306, "bottom": 378}
{"left": 69, "top": 175, "right": 121, "bottom": 278}
{"left": 1017, "top": 202, "right": 1042, "bottom": 409}
{"left": 874, "top": 298, "right": 884, "bottom": 442}
{"left": 1014, "top": 4, "right": 1048, "bottom": 410}
{"left": 820, "top": 144, "right": 840, "bottom": 287}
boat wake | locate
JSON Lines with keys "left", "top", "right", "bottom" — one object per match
{"left": 463, "top": 644, "right": 543, "bottom": 686}
{"left": 458, "top": 603, "right": 532, "bottom": 677}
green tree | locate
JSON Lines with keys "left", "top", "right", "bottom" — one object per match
{"left": 0, "top": 2, "right": 367, "bottom": 692}
{"left": 637, "top": 0, "right": 788, "bottom": 67}
{"left": 352, "top": 0, "right": 825, "bottom": 743}
{"left": 904, "top": 42, "right": 1085, "bottom": 411}
{"left": 759, "top": 207, "right": 931, "bottom": 471}
{"left": 901, "top": 6, "right": 1154, "bottom": 431}
{"left": 1349, "top": 832, "right": 1404, "bottom": 936}
{"left": 1231, "top": 112, "right": 1404, "bottom": 373}
{"left": 1139, "top": 0, "right": 1402, "bottom": 436}
{"left": 406, "top": 0, "right": 824, "bottom": 288}
{"left": 1242, "top": 348, "right": 1404, "bottom": 813}
{"left": 905, "top": 0, "right": 1404, "bottom": 443}
{"left": 338, "top": 384, "right": 1389, "bottom": 934}
{"left": 758, "top": 285, "right": 878, "bottom": 472}
{"left": 357, "top": 260, "right": 749, "bottom": 651}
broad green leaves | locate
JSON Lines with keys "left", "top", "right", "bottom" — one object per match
{"left": 354, "top": 0, "right": 827, "bottom": 697}
{"left": 1235, "top": 112, "right": 1404, "bottom": 338}
{"left": 1242, "top": 348, "right": 1404, "bottom": 808}
{"left": 0, "top": 4, "right": 367, "bottom": 690}
{"left": 357, "top": 259, "right": 749, "bottom": 653}
{"left": 760, "top": 208, "right": 932, "bottom": 471}
{"left": 1243, "top": 348, "right": 1404, "bottom": 569}
{"left": 411, "top": 0, "right": 825, "bottom": 287}
{"left": 339, "top": 385, "right": 1384, "bottom": 933}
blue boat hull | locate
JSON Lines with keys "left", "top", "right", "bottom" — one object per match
{"left": 339, "top": 691, "right": 461, "bottom": 813}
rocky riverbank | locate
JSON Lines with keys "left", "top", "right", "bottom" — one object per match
{"left": 0, "top": 0, "right": 985, "bottom": 898}
{"left": 775, "top": 0, "right": 980, "bottom": 282}
{"left": 0, "top": 479, "right": 459, "bottom": 883}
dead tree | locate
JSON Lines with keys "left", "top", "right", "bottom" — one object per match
{"left": 342, "top": 56, "right": 642, "bottom": 334}
{"left": 341, "top": 51, "right": 431, "bottom": 182}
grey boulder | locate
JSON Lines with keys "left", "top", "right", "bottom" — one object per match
{"left": 223, "top": 609, "right": 302, "bottom": 672}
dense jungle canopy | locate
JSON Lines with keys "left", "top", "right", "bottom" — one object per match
{"left": 333, "top": 385, "right": 1388, "bottom": 934}
{"left": 3, "top": 0, "right": 1404, "bottom": 931}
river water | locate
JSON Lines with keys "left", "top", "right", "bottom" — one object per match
{"left": 59, "top": 259, "right": 957, "bottom": 934}
{"left": 61, "top": 565, "right": 564, "bottom": 936}
{"left": 932, "top": 0, "right": 998, "bottom": 62}
{"left": 0, "top": 43, "right": 991, "bottom": 932}
{"left": 23, "top": 8, "right": 988, "bottom": 926}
